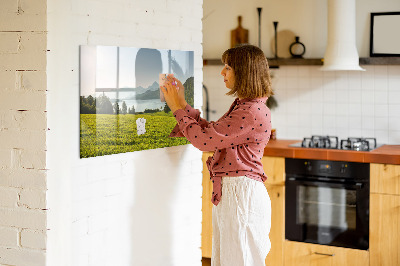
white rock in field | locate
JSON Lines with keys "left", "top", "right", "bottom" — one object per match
{"left": 136, "top": 118, "right": 147, "bottom": 136}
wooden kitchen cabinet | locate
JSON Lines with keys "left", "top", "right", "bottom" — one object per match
{"left": 264, "top": 184, "right": 285, "bottom": 266}
{"left": 370, "top": 163, "right": 400, "bottom": 195}
{"left": 202, "top": 152, "right": 213, "bottom": 258}
{"left": 201, "top": 154, "right": 286, "bottom": 266}
{"left": 370, "top": 193, "right": 400, "bottom": 266}
{"left": 370, "top": 163, "right": 400, "bottom": 266}
{"left": 262, "top": 156, "right": 285, "bottom": 266}
{"left": 284, "top": 241, "right": 369, "bottom": 266}
{"left": 261, "top": 156, "right": 285, "bottom": 186}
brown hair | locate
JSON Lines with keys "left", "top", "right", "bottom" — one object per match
{"left": 221, "top": 44, "right": 273, "bottom": 99}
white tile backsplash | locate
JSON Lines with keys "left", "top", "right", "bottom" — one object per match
{"left": 374, "top": 90, "right": 388, "bottom": 104}
{"left": 389, "top": 117, "right": 400, "bottom": 131}
{"left": 362, "top": 90, "right": 375, "bottom": 104}
{"left": 361, "top": 104, "right": 375, "bottom": 117}
{"left": 374, "top": 77, "right": 388, "bottom": 91}
{"left": 388, "top": 75, "right": 400, "bottom": 91}
{"left": 204, "top": 65, "right": 400, "bottom": 144}
{"left": 389, "top": 131, "right": 400, "bottom": 143}
{"left": 389, "top": 104, "right": 400, "bottom": 117}
{"left": 388, "top": 91, "right": 400, "bottom": 104}
{"left": 348, "top": 103, "right": 362, "bottom": 116}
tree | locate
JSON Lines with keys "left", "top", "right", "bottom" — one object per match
{"left": 128, "top": 105, "right": 136, "bottom": 114}
{"left": 87, "top": 95, "right": 95, "bottom": 106}
{"left": 96, "top": 95, "right": 113, "bottom": 114}
{"left": 80, "top": 96, "right": 96, "bottom": 114}
{"left": 183, "top": 76, "right": 194, "bottom": 107}
{"left": 163, "top": 102, "right": 171, "bottom": 113}
{"left": 122, "top": 101, "right": 127, "bottom": 114}
{"left": 113, "top": 102, "right": 120, "bottom": 115}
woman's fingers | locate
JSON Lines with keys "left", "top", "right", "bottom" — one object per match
{"left": 164, "top": 79, "right": 178, "bottom": 96}
{"left": 161, "top": 76, "right": 186, "bottom": 112}
{"left": 160, "top": 85, "right": 167, "bottom": 95}
{"left": 174, "top": 77, "right": 184, "bottom": 90}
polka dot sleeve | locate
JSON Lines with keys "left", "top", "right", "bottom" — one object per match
{"left": 169, "top": 104, "right": 210, "bottom": 137}
{"left": 172, "top": 106, "right": 256, "bottom": 152}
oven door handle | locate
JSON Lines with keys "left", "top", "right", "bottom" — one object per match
{"left": 314, "top": 252, "right": 335, "bottom": 257}
{"left": 286, "top": 177, "right": 364, "bottom": 189}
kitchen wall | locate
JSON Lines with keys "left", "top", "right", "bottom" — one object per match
{"left": 203, "top": 0, "right": 400, "bottom": 144}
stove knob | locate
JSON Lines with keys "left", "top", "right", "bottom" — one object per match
{"left": 340, "top": 164, "right": 347, "bottom": 174}
{"left": 305, "top": 162, "right": 312, "bottom": 171}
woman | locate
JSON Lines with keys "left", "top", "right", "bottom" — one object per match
{"left": 161, "top": 44, "right": 273, "bottom": 266}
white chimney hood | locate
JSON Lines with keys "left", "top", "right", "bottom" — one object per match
{"left": 320, "top": 0, "right": 365, "bottom": 71}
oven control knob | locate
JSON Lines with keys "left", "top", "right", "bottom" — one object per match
{"left": 340, "top": 164, "right": 347, "bottom": 174}
{"left": 304, "top": 161, "right": 312, "bottom": 171}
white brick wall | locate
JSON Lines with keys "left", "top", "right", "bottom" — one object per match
{"left": 46, "top": 1, "right": 203, "bottom": 266}
{"left": 21, "top": 229, "right": 47, "bottom": 250}
{"left": 0, "top": 0, "right": 48, "bottom": 265}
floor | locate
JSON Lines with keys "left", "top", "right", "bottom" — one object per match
{"left": 202, "top": 257, "right": 211, "bottom": 266}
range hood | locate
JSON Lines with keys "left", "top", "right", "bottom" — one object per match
{"left": 320, "top": 0, "right": 365, "bottom": 71}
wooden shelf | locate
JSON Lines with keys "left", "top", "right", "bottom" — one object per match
{"left": 268, "top": 58, "right": 322, "bottom": 67}
{"left": 359, "top": 57, "right": 400, "bottom": 65}
{"left": 203, "top": 58, "right": 323, "bottom": 67}
{"left": 203, "top": 57, "right": 400, "bottom": 67}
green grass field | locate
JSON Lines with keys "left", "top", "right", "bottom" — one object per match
{"left": 80, "top": 113, "right": 189, "bottom": 158}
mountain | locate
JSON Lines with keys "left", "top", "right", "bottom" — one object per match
{"left": 135, "top": 87, "right": 160, "bottom": 100}
{"left": 147, "top": 81, "right": 159, "bottom": 90}
{"left": 119, "top": 82, "right": 159, "bottom": 95}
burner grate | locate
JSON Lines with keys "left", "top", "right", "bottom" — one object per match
{"left": 296, "top": 136, "right": 378, "bottom": 151}
{"left": 301, "top": 135, "right": 339, "bottom": 149}
{"left": 340, "top": 137, "right": 377, "bottom": 151}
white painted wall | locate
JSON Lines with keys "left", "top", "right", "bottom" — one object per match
{"left": 0, "top": 0, "right": 48, "bottom": 265}
{"left": 46, "top": 0, "right": 203, "bottom": 266}
{"left": 203, "top": 0, "right": 400, "bottom": 145}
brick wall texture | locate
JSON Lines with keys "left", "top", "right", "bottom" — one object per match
{"left": 0, "top": 0, "right": 48, "bottom": 265}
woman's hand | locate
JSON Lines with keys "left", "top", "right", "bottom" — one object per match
{"left": 160, "top": 77, "right": 184, "bottom": 113}
{"left": 171, "top": 77, "right": 187, "bottom": 108}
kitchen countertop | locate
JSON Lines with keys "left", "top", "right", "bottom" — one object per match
{"left": 263, "top": 139, "right": 400, "bottom": 165}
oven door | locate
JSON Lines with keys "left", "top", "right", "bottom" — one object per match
{"left": 285, "top": 177, "right": 369, "bottom": 250}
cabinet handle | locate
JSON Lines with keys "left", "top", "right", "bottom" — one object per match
{"left": 314, "top": 252, "right": 335, "bottom": 257}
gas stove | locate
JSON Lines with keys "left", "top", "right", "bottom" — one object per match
{"left": 289, "top": 135, "right": 381, "bottom": 151}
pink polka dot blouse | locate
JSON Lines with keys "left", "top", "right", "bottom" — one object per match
{"left": 170, "top": 97, "right": 272, "bottom": 206}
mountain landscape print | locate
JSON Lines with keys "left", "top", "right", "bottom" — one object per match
{"left": 79, "top": 45, "right": 194, "bottom": 158}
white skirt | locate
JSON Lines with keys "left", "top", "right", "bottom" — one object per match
{"left": 212, "top": 176, "right": 271, "bottom": 266}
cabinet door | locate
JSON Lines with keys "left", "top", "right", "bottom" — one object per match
{"left": 370, "top": 193, "right": 400, "bottom": 266}
{"left": 202, "top": 152, "right": 213, "bottom": 258}
{"left": 370, "top": 163, "right": 400, "bottom": 195}
{"left": 264, "top": 184, "right": 284, "bottom": 266}
{"left": 261, "top": 156, "right": 285, "bottom": 185}
{"left": 284, "top": 241, "right": 369, "bottom": 266}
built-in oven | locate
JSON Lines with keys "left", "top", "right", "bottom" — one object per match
{"left": 285, "top": 158, "right": 370, "bottom": 250}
